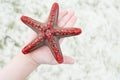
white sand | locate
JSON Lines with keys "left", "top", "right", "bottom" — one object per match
{"left": 0, "top": 0, "right": 120, "bottom": 80}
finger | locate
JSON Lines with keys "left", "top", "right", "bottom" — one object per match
{"left": 64, "top": 16, "right": 77, "bottom": 28}
{"left": 58, "top": 10, "right": 68, "bottom": 22}
{"left": 62, "top": 56, "right": 75, "bottom": 64}
{"left": 59, "top": 16, "right": 77, "bottom": 44}
{"left": 51, "top": 56, "right": 75, "bottom": 65}
{"left": 58, "top": 11, "right": 75, "bottom": 28}
{"left": 59, "top": 38, "right": 64, "bottom": 44}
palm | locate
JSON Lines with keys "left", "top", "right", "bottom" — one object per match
{"left": 24, "top": 10, "right": 77, "bottom": 64}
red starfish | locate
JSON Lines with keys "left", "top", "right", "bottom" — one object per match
{"left": 21, "top": 2, "right": 82, "bottom": 63}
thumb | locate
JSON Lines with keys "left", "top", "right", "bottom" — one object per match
{"left": 62, "top": 56, "right": 75, "bottom": 64}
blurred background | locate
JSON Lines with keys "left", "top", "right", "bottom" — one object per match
{"left": 0, "top": 0, "right": 120, "bottom": 80}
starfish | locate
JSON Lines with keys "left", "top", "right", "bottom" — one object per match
{"left": 21, "top": 2, "right": 82, "bottom": 63}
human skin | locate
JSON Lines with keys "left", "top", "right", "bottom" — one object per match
{"left": 0, "top": 10, "right": 77, "bottom": 80}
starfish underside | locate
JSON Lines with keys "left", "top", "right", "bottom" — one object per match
{"left": 21, "top": 3, "right": 82, "bottom": 63}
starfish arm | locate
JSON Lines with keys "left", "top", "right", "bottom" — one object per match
{"left": 22, "top": 34, "right": 45, "bottom": 54}
{"left": 54, "top": 28, "right": 82, "bottom": 38}
{"left": 47, "top": 3, "right": 59, "bottom": 28}
{"left": 47, "top": 35, "right": 63, "bottom": 63}
{"left": 21, "top": 16, "right": 44, "bottom": 33}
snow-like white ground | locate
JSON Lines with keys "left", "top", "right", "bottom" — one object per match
{"left": 0, "top": 0, "right": 120, "bottom": 80}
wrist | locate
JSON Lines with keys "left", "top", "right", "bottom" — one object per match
{"left": 0, "top": 52, "right": 39, "bottom": 80}
{"left": 19, "top": 52, "right": 39, "bottom": 68}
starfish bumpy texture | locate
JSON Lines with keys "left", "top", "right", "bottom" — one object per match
{"left": 21, "top": 3, "right": 82, "bottom": 63}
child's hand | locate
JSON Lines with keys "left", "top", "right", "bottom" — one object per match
{"left": 24, "top": 10, "right": 77, "bottom": 65}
